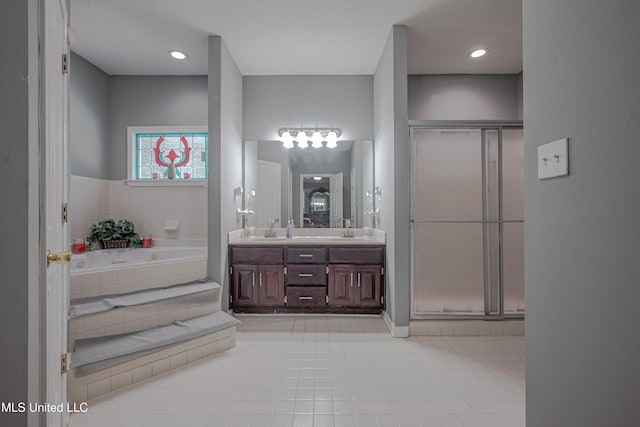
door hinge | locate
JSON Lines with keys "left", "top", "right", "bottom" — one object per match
{"left": 229, "top": 266, "right": 233, "bottom": 275}
{"left": 325, "top": 295, "right": 329, "bottom": 304}
{"left": 381, "top": 296, "right": 384, "bottom": 305}
{"left": 284, "top": 295, "right": 287, "bottom": 304}
{"left": 62, "top": 53, "right": 69, "bottom": 74}
{"left": 381, "top": 267, "right": 384, "bottom": 276}
{"left": 230, "top": 295, "right": 233, "bottom": 304}
{"left": 61, "top": 353, "right": 71, "bottom": 373}
{"left": 326, "top": 266, "right": 329, "bottom": 274}
{"left": 284, "top": 266, "right": 287, "bottom": 275}
{"left": 61, "top": 203, "right": 68, "bottom": 223}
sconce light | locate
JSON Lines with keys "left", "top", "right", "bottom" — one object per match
{"left": 233, "top": 186, "right": 243, "bottom": 202}
{"left": 278, "top": 126, "right": 341, "bottom": 149}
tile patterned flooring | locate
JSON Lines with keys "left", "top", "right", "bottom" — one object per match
{"left": 69, "top": 316, "right": 525, "bottom": 426}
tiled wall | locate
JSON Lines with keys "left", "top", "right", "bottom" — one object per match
{"left": 70, "top": 176, "right": 208, "bottom": 245}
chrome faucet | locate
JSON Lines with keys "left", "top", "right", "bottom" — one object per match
{"left": 264, "top": 218, "right": 279, "bottom": 238}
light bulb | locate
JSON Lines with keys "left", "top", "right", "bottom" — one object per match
{"left": 296, "top": 131, "right": 308, "bottom": 148}
{"left": 326, "top": 131, "right": 338, "bottom": 148}
{"left": 281, "top": 130, "right": 294, "bottom": 149}
{"left": 311, "top": 131, "right": 323, "bottom": 148}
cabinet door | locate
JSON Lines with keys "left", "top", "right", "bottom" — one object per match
{"left": 328, "top": 264, "right": 355, "bottom": 306}
{"left": 259, "top": 265, "right": 285, "bottom": 306}
{"left": 232, "top": 265, "right": 258, "bottom": 306}
{"left": 356, "top": 266, "right": 382, "bottom": 307}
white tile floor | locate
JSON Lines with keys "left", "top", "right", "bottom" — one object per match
{"left": 69, "top": 316, "right": 525, "bottom": 427}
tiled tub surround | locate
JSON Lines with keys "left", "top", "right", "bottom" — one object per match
{"left": 67, "top": 326, "right": 236, "bottom": 405}
{"left": 70, "top": 247, "right": 207, "bottom": 299}
{"left": 68, "top": 285, "right": 221, "bottom": 350}
{"left": 70, "top": 175, "right": 207, "bottom": 245}
{"left": 68, "top": 245, "right": 239, "bottom": 404}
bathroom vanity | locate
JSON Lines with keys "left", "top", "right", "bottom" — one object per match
{"left": 228, "top": 231, "right": 385, "bottom": 314}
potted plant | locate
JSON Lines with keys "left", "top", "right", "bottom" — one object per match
{"left": 86, "top": 219, "right": 142, "bottom": 250}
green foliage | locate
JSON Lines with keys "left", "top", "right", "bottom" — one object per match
{"left": 86, "top": 219, "right": 142, "bottom": 250}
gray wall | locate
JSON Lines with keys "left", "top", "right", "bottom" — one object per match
{"left": 208, "top": 36, "right": 243, "bottom": 312}
{"left": 517, "top": 72, "right": 523, "bottom": 120}
{"left": 109, "top": 75, "right": 208, "bottom": 179}
{"left": 524, "top": 0, "right": 640, "bottom": 425}
{"left": 408, "top": 74, "right": 520, "bottom": 121}
{"left": 243, "top": 75, "right": 374, "bottom": 141}
{"left": 373, "top": 25, "right": 410, "bottom": 331}
{"left": 1, "top": 1, "right": 41, "bottom": 426}
{"left": 70, "top": 52, "right": 110, "bottom": 179}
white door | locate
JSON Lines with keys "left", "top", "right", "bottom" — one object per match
{"left": 44, "top": 0, "right": 70, "bottom": 425}
{"left": 330, "top": 173, "right": 343, "bottom": 227}
{"left": 257, "top": 160, "right": 281, "bottom": 227}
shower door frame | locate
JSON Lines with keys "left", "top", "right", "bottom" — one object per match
{"left": 409, "top": 120, "right": 524, "bottom": 320}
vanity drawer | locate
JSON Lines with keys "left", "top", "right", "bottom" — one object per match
{"left": 328, "top": 246, "right": 384, "bottom": 264}
{"left": 287, "top": 286, "right": 327, "bottom": 308}
{"left": 286, "top": 247, "right": 327, "bottom": 264}
{"left": 287, "top": 264, "right": 327, "bottom": 285}
{"left": 230, "top": 246, "right": 284, "bottom": 264}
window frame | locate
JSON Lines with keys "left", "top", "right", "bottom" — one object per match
{"left": 126, "top": 125, "right": 208, "bottom": 187}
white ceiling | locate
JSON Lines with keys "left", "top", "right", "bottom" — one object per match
{"left": 70, "top": 0, "right": 522, "bottom": 76}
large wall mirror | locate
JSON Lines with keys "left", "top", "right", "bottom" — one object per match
{"left": 243, "top": 140, "right": 375, "bottom": 228}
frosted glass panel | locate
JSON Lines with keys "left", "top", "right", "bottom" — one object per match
{"left": 502, "top": 129, "right": 524, "bottom": 220}
{"left": 504, "top": 223, "right": 525, "bottom": 313}
{"left": 413, "top": 223, "right": 485, "bottom": 314}
{"left": 413, "top": 129, "right": 483, "bottom": 220}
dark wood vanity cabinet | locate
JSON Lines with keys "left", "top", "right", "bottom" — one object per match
{"left": 327, "top": 264, "right": 383, "bottom": 307}
{"left": 229, "top": 244, "right": 384, "bottom": 313}
{"left": 230, "top": 247, "right": 285, "bottom": 309}
{"left": 231, "top": 264, "right": 285, "bottom": 307}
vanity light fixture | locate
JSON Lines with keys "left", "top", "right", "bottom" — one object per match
{"left": 469, "top": 48, "right": 488, "bottom": 58}
{"left": 278, "top": 126, "right": 341, "bottom": 149}
{"left": 169, "top": 50, "right": 188, "bottom": 60}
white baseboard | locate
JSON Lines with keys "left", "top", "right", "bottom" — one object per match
{"left": 382, "top": 311, "right": 409, "bottom": 338}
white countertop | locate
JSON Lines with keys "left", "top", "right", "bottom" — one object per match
{"left": 228, "top": 228, "right": 386, "bottom": 246}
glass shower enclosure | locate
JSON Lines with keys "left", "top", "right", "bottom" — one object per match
{"left": 410, "top": 122, "right": 524, "bottom": 319}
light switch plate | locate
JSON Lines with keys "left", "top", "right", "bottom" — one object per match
{"left": 537, "top": 138, "right": 569, "bottom": 180}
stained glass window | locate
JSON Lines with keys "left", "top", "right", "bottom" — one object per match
{"left": 134, "top": 132, "right": 208, "bottom": 180}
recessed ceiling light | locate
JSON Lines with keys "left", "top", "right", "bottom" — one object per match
{"left": 313, "top": 176, "right": 322, "bottom": 181}
{"left": 169, "top": 50, "right": 188, "bottom": 60}
{"left": 469, "top": 48, "right": 488, "bottom": 58}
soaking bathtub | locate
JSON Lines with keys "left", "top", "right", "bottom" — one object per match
{"left": 70, "top": 247, "right": 208, "bottom": 299}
